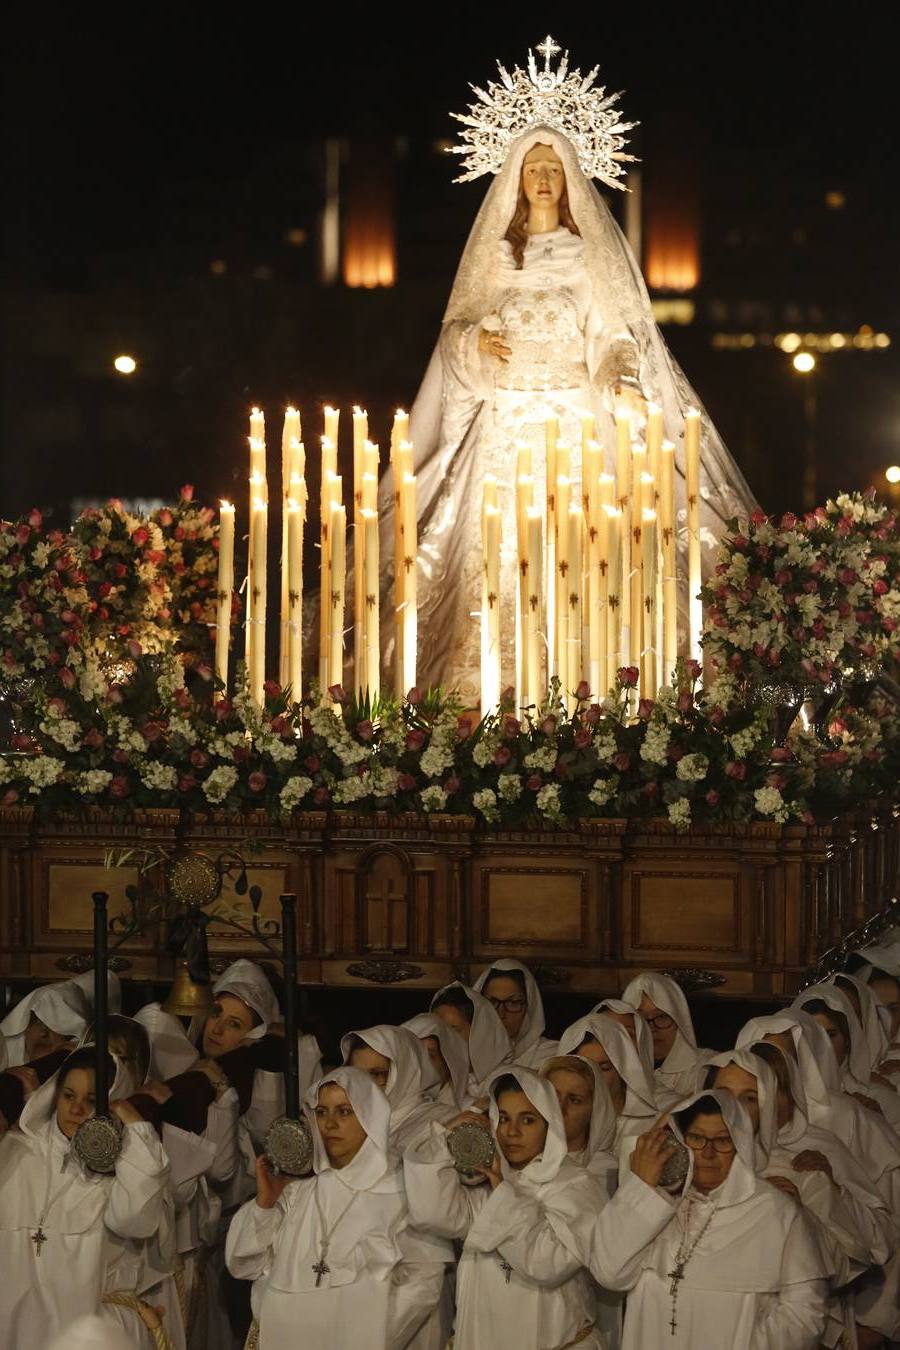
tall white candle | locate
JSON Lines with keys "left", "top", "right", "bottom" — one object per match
{"left": 286, "top": 497, "right": 303, "bottom": 701}
{"left": 525, "top": 507, "right": 543, "bottom": 708}
{"left": 250, "top": 497, "right": 268, "bottom": 706}
{"left": 352, "top": 407, "right": 368, "bottom": 693}
{"left": 615, "top": 412, "right": 632, "bottom": 670}
{"left": 481, "top": 498, "right": 501, "bottom": 717}
{"left": 328, "top": 502, "right": 346, "bottom": 695}
{"left": 566, "top": 502, "right": 583, "bottom": 711}
{"left": 215, "top": 502, "right": 235, "bottom": 697}
{"left": 361, "top": 507, "right": 380, "bottom": 700}
{"left": 555, "top": 473, "right": 571, "bottom": 686}
{"left": 400, "top": 472, "right": 417, "bottom": 695}
{"left": 545, "top": 417, "right": 559, "bottom": 680}
{"left": 324, "top": 405, "right": 340, "bottom": 451}
{"left": 685, "top": 408, "right": 703, "bottom": 664}
{"left": 604, "top": 505, "right": 622, "bottom": 694}
{"left": 641, "top": 508, "right": 658, "bottom": 699}
{"left": 660, "top": 439, "right": 678, "bottom": 683}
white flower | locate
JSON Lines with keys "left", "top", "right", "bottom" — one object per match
{"left": 280, "top": 775, "right": 313, "bottom": 811}
{"left": 640, "top": 724, "right": 670, "bottom": 766}
{"left": 202, "top": 765, "right": 239, "bottom": 804}
{"left": 420, "top": 745, "right": 454, "bottom": 779}
{"left": 39, "top": 716, "right": 82, "bottom": 753}
{"left": 754, "top": 785, "right": 789, "bottom": 823}
{"left": 371, "top": 766, "right": 400, "bottom": 798}
{"left": 536, "top": 782, "right": 563, "bottom": 820}
{"left": 497, "top": 773, "right": 523, "bottom": 802}
{"left": 76, "top": 769, "right": 112, "bottom": 796}
{"left": 592, "top": 733, "right": 617, "bottom": 763}
{"left": 167, "top": 715, "right": 198, "bottom": 747}
{"left": 472, "top": 788, "right": 498, "bottom": 820}
{"left": 588, "top": 776, "right": 618, "bottom": 808}
{"left": 472, "top": 739, "right": 496, "bottom": 768}
{"left": 333, "top": 773, "right": 373, "bottom": 805}
{"left": 23, "top": 756, "right": 65, "bottom": 793}
{"left": 729, "top": 727, "right": 758, "bottom": 758}
{"left": 420, "top": 785, "right": 449, "bottom": 813}
{"left": 140, "top": 761, "right": 178, "bottom": 792}
{"left": 676, "top": 752, "right": 709, "bottom": 783}
{"left": 667, "top": 798, "right": 692, "bottom": 831}
{"left": 524, "top": 745, "right": 558, "bottom": 771}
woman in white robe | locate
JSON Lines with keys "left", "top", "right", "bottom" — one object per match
{"left": 558, "top": 1012, "right": 658, "bottom": 1146}
{"left": 403, "top": 1013, "right": 470, "bottom": 1111}
{"left": 792, "top": 985, "right": 900, "bottom": 1128}
{"left": 582, "top": 1089, "right": 827, "bottom": 1349}
{"left": 0, "top": 1046, "right": 169, "bottom": 1350}
{"left": 403, "top": 1066, "right": 611, "bottom": 1350}
{"left": 430, "top": 982, "right": 511, "bottom": 1102}
{"left": 0, "top": 978, "right": 90, "bottom": 1067}
{"left": 587, "top": 998, "right": 654, "bottom": 1066}
{"left": 621, "top": 972, "right": 714, "bottom": 1102}
{"left": 341, "top": 1024, "right": 454, "bottom": 1151}
{"left": 226, "top": 1066, "right": 444, "bottom": 1350}
{"left": 826, "top": 972, "right": 896, "bottom": 1080}
{"left": 473, "top": 960, "right": 558, "bottom": 1069}
{"left": 707, "top": 1048, "right": 887, "bottom": 1347}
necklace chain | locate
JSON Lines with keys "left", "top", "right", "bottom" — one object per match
{"left": 311, "top": 1184, "right": 360, "bottom": 1287}
{"left": 667, "top": 1198, "right": 716, "bottom": 1336}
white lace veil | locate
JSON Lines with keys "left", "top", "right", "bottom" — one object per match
{"left": 374, "top": 126, "right": 757, "bottom": 686}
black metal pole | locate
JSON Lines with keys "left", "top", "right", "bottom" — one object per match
{"left": 280, "top": 894, "right": 300, "bottom": 1119}
{"left": 92, "top": 891, "right": 110, "bottom": 1116}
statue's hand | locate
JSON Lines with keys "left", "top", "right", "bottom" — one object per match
{"left": 479, "top": 328, "right": 511, "bottom": 364}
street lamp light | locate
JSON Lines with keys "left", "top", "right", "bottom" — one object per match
{"left": 886, "top": 466, "right": 900, "bottom": 485}
{"left": 113, "top": 355, "right": 137, "bottom": 375}
{"left": 793, "top": 351, "right": 816, "bottom": 374}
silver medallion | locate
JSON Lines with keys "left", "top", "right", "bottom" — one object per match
{"left": 72, "top": 1114, "right": 124, "bottom": 1174}
{"left": 659, "top": 1131, "right": 691, "bottom": 1190}
{"left": 447, "top": 1121, "right": 495, "bottom": 1176}
{"left": 265, "top": 1114, "right": 314, "bottom": 1177}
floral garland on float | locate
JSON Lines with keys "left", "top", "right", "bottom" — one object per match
{"left": 1, "top": 490, "right": 899, "bottom": 832}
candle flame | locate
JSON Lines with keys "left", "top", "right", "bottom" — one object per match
{"left": 220, "top": 500, "right": 234, "bottom": 511}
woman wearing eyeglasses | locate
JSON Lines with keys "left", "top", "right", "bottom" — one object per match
{"left": 474, "top": 961, "right": 558, "bottom": 1070}
{"left": 622, "top": 973, "right": 715, "bottom": 1101}
{"left": 580, "top": 1091, "right": 828, "bottom": 1349}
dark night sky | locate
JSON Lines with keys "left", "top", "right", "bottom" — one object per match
{"left": 2, "top": 7, "right": 899, "bottom": 517}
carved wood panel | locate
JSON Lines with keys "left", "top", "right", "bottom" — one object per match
{"left": 472, "top": 862, "right": 593, "bottom": 958}
{"left": 623, "top": 865, "right": 751, "bottom": 964}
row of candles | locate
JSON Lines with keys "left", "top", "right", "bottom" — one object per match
{"left": 214, "top": 403, "right": 703, "bottom": 712}
{"left": 491, "top": 405, "right": 702, "bottom": 713}
{"left": 214, "top": 405, "right": 418, "bottom": 707}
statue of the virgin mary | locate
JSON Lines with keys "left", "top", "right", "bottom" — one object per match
{"left": 379, "top": 39, "right": 757, "bottom": 705}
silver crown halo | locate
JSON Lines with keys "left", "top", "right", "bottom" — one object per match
{"left": 449, "top": 35, "right": 639, "bottom": 190}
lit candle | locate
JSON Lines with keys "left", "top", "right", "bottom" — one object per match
{"left": 247, "top": 467, "right": 268, "bottom": 678}
{"left": 581, "top": 412, "right": 596, "bottom": 459}
{"left": 615, "top": 412, "right": 632, "bottom": 671}
{"left": 585, "top": 440, "right": 602, "bottom": 517}
{"left": 286, "top": 497, "right": 303, "bottom": 701}
{"left": 646, "top": 402, "right": 663, "bottom": 500}
{"left": 215, "top": 501, "right": 235, "bottom": 696}
{"left": 481, "top": 497, "right": 501, "bottom": 718}
{"left": 250, "top": 497, "right": 268, "bottom": 706}
{"left": 400, "top": 472, "right": 417, "bottom": 694}
{"left": 525, "top": 507, "right": 543, "bottom": 708}
{"left": 362, "top": 471, "right": 378, "bottom": 514}
{"left": 324, "top": 405, "right": 340, "bottom": 451}
{"left": 555, "top": 474, "right": 571, "bottom": 686}
{"left": 352, "top": 408, "right": 368, "bottom": 693}
{"left": 685, "top": 408, "right": 703, "bottom": 664}
{"left": 604, "top": 505, "right": 622, "bottom": 694}
{"left": 566, "top": 502, "right": 583, "bottom": 711}
{"left": 280, "top": 407, "right": 302, "bottom": 688}
{"left": 641, "top": 508, "right": 658, "bottom": 698}
{"left": 516, "top": 441, "right": 532, "bottom": 479}
{"left": 391, "top": 409, "right": 410, "bottom": 457}
{"left": 318, "top": 455, "right": 338, "bottom": 693}
{"left": 361, "top": 507, "right": 380, "bottom": 699}
{"left": 591, "top": 495, "right": 609, "bottom": 699}
{"left": 660, "top": 439, "right": 678, "bottom": 683}
{"left": 630, "top": 445, "right": 646, "bottom": 680}
{"left": 247, "top": 409, "right": 267, "bottom": 676}
{"left": 328, "top": 502, "right": 346, "bottom": 694}
{"left": 545, "top": 417, "right": 559, "bottom": 680}
{"left": 515, "top": 474, "right": 535, "bottom": 709}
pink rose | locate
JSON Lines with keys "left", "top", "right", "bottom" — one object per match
{"left": 574, "top": 728, "right": 591, "bottom": 749}
{"left": 398, "top": 773, "right": 417, "bottom": 791}
{"left": 526, "top": 774, "right": 543, "bottom": 791}
{"left": 780, "top": 512, "right": 798, "bottom": 529}
{"left": 1, "top": 789, "right": 19, "bottom": 806}
{"left": 178, "top": 775, "right": 197, "bottom": 793}
{"left": 232, "top": 745, "right": 250, "bottom": 764}
{"left": 770, "top": 747, "right": 793, "bottom": 763}
{"left": 637, "top": 698, "right": 655, "bottom": 720}
{"left": 15, "top": 524, "right": 30, "bottom": 546}
{"left": 456, "top": 717, "right": 473, "bottom": 741}
{"left": 819, "top": 750, "right": 849, "bottom": 768}
{"left": 612, "top": 752, "right": 631, "bottom": 772}
{"left": 677, "top": 691, "right": 693, "bottom": 714}
{"left": 108, "top": 686, "right": 124, "bottom": 704}
{"left": 725, "top": 760, "right": 747, "bottom": 780}
{"left": 109, "top": 776, "right": 130, "bottom": 799}
{"left": 313, "top": 786, "right": 330, "bottom": 806}
{"left": 643, "top": 780, "right": 659, "bottom": 798}
{"left": 751, "top": 509, "right": 768, "bottom": 526}
{"left": 574, "top": 680, "right": 591, "bottom": 702}
{"left": 502, "top": 715, "right": 521, "bottom": 738}
{"left": 263, "top": 679, "right": 281, "bottom": 699}
{"left": 356, "top": 719, "right": 374, "bottom": 742}
{"left": 406, "top": 729, "right": 426, "bottom": 752}
{"left": 668, "top": 744, "right": 685, "bottom": 762}
{"left": 583, "top": 703, "right": 602, "bottom": 726}
{"left": 618, "top": 666, "right": 640, "bottom": 687}
{"left": 327, "top": 683, "right": 346, "bottom": 704}
{"left": 83, "top": 727, "right": 104, "bottom": 749}
{"left": 684, "top": 659, "right": 702, "bottom": 682}
{"left": 127, "top": 639, "right": 143, "bottom": 660}
{"left": 190, "top": 748, "right": 210, "bottom": 770}
{"left": 405, "top": 686, "right": 422, "bottom": 706}
{"left": 539, "top": 715, "right": 558, "bottom": 736}
{"left": 131, "top": 527, "right": 149, "bottom": 548}
{"left": 248, "top": 771, "right": 267, "bottom": 793}
{"left": 444, "top": 775, "right": 461, "bottom": 795}
{"left": 157, "top": 509, "right": 173, "bottom": 526}
{"left": 215, "top": 698, "right": 233, "bottom": 720}
{"left": 493, "top": 746, "right": 511, "bottom": 767}
{"left": 305, "top": 754, "right": 321, "bottom": 773}
{"left": 27, "top": 508, "right": 42, "bottom": 530}
{"left": 179, "top": 484, "right": 194, "bottom": 502}
{"left": 142, "top": 721, "right": 165, "bottom": 744}
{"left": 47, "top": 697, "right": 66, "bottom": 714}
{"left": 705, "top": 789, "right": 720, "bottom": 807}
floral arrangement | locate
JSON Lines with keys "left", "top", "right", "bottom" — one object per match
{"left": 2, "top": 649, "right": 899, "bottom": 832}
{"left": 2, "top": 490, "right": 900, "bottom": 832}
{"left": 701, "top": 492, "right": 900, "bottom": 691}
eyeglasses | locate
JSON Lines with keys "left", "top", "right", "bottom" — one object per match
{"left": 641, "top": 1011, "right": 675, "bottom": 1031}
{"left": 488, "top": 996, "right": 526, "bottom": 1014}
{"left": 683, "top": 1131, "right": 735, "bottom": 1154}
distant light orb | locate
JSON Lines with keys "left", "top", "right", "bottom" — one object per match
{"left": 779, "top": 332, "right": 802, "bottom": 353}
{"left": 886, "top": 466, "right": 900, "bottom": 485}
{"left": 113, "top": 355, "right": 137, "bottom": 375}
{"left": 825, "top": 190, "right": 846, "bottom": 210}
{"left": 792, "top": 352, "right": 816, "bottom": 373}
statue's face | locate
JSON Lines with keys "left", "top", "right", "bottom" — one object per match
{"left": 521, "top": 143, "right": 565, "bottom": 207}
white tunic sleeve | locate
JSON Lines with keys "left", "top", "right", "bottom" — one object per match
{"left": 464, "top": 1179, "right": 586, "bottom": 1285}
{"left": 205, "top": 1086, "right": 240, "bottom": 1183}
{"left": 748, "top": 1211, "right": 828, "bottom": 1350}
{"left": 386, "top": 1226, "right": 448, "bottom": 1350}
{"left": 105, "top": 1120, "right": 170, "bottom": 1241}
{"left": 403, "top": 1124, "right": 484, "bottom": 1240}
{"left": 584, "top": 1170, "right": 676, "bottom": 1291}
{"left": 225, "top": 1196, "right": 288, "bottom": 1282}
